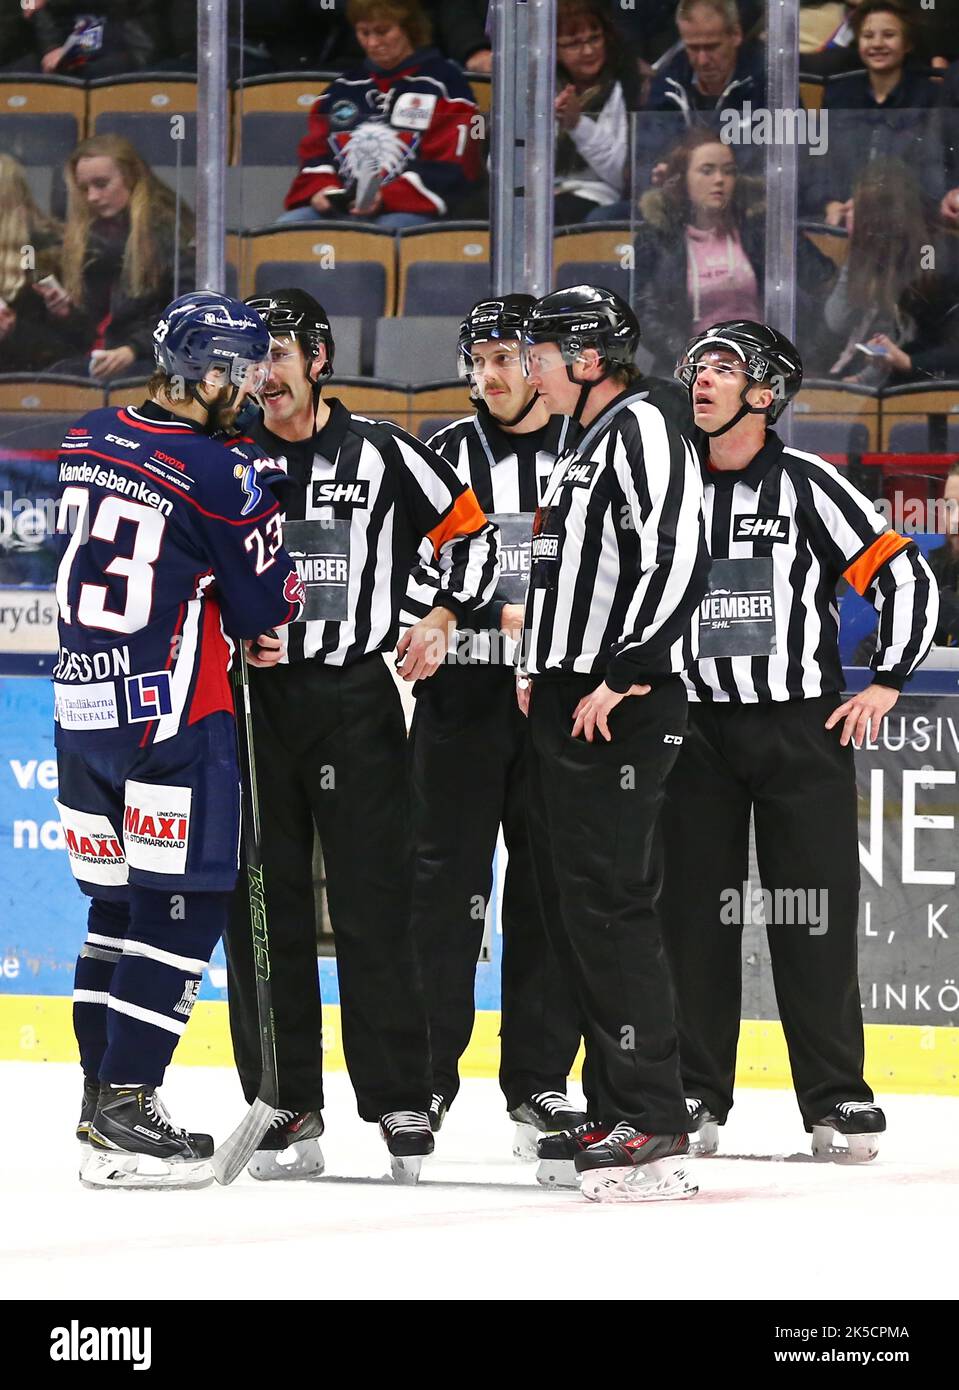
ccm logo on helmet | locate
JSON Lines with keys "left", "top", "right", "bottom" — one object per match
{"left": 311, "top": 480, "right": 370, "bottom": 508}
{"left": 733, "top": 515, "right": 790, "bottom": 542}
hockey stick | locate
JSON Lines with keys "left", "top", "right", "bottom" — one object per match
{"left": 211, "top": 643, "right": 280, "bottom": 1184}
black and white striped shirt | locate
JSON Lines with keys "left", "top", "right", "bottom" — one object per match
{"left": 675, "top": 432, "right": 939, "bottom": 703}
{"left": 403, "top": 406, "right": 573, "bottom": 661}
{"left": 251, "top": 399, "right": 499, "bottom": 666}
{"left": 525, "top": 389, "right": 709, "bottom": 692}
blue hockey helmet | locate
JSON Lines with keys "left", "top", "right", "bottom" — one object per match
{"left": 153, "top": 293, "right": 271, "bottom": 393}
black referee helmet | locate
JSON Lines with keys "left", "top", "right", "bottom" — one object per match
{"left": 522, "top": 284, "right": 640, "bottom": 419}
{"left": 676, "top": 320, "right": 803, "bottom": 437}
{"left": 245, "top": 288, "right": 335, "bottom": 380}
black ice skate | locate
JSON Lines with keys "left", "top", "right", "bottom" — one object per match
{"left": 685, "top": 1097, "right": 721, "bottom": 1157}
{"left": 811, "top": 1101, "right": 886, "bottom": 1163}
{"left": 535, "top": 1120, "right": 611, "bottom": 1188}
{"left": 379, "top": 1110, "right": 434, "bottom": 1184}
{"left": 508, "top": 1091, "right": 589, "bottom": 1161}
{"left": 247, "top": 1110, "right": 325, "bottom": 1182}
{"left": 428, "top": 1093, "right": 449, "bottom": 1134}
{"left": 574, "top": 1124, "right": 698, "bottom": 1203}
{"left": 76, "top": 1075, "right": 99, "bottom": 1144}
{"left": 82, "top": 1085, "right": 214, "bottom": 1190}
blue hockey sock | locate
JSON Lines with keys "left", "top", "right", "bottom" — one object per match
{"left": 99, "top": 887, "right": 228, "bottom": 1087}
{"left": 73, "top": 898, "right": 129, "bottom": 1081}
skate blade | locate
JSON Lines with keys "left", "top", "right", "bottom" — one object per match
{"left": 535, "top": 1158, "right": 579, "bottom": 1189}
{"left": 811, "top": 1126, "right": 880, "bottom": 1164}
{"left": 248, "top": 1138, "right": 326, "bottom": 1182}
{"left": 580, "top": 1160, "right": 699, "bottom": 1204}
{"left": 80, "top": 1148, "right": 213, "bottom": 1191}
{"left": 513, "top": 1122, "right": 541, "bottom": 1162}
{"left": 389, "top": 1154, "right": 426, "bottom": 1186}
{"left": 688, "top": 1121, "right": 719, "bottom": 1157}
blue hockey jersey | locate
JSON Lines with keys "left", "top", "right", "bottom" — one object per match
{"left": 52, "top": 402, "right": 305, "bottom": 750}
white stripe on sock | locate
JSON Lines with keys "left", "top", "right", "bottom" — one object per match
{"left": 87, "top": 933, "right": 125, "bottom": 950}
{"left": 107, "top": 997, "right": 186, "bottom": 1036}
{"left": 74, "top": 989, "right": 109, "bottom": 1005}
{"left": 123, "top": 939, "right": 207, "bottom": 974}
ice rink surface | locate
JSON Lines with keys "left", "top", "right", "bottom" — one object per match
{"left": 1, "top": 1062, "right": 956, "bottom": 1302}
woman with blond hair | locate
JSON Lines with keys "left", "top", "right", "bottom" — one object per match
{"left": 0, "top": 155, "right": 88, "bottom": 373}
{"left": 49, "top": 134, "right": 194, "bottom": 380}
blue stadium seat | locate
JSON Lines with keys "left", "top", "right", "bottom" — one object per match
{"left": 374, "top": 318, "right": 460, "bottom": 386}
{"left": 93, "top": 113, "right": 198, "bottom": 167}
{"left": 0, "top": 114, "right": 80, "bottom": 165}
{"left": 791, "top": 419, "right": 869, "bottom": 455}
{"left": 402, "top": 263, "right": 491, "bottom": 318}
{"left": 886, "top": 422, "right": 933, "bottom": 454}
{"left": 555, "top": 259, "right": 631, "bottom": 303}
{"left": 254, "top": 260, "right": 387, "bottom": 320}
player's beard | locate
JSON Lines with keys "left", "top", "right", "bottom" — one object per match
{"left": 205, "top": 384, "right": 246, "bottom": 437}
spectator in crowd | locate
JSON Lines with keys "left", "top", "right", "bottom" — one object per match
{"left": 553, "top": 0, "right": 641, "bottom": 225}
{"left": 822, "top": 0, "right": 939, "bottom": 109}
{"left": 281, "top": 0, "right": 480, "bottom": 228}
{"left": 12, "top": 0, "right": 159, "bottom": 77}
{"left": 633, "top": 129, "right": 835, "bottom": 375}
{"left": 0, "top": 155, "right": 89, "bottom": 373}
{"left": 424, "top": 0, "right": 491, "bottom": 74}
{"left": 821, "top": 161, "right": 959, "bottom": 385}
{"left": 646, "top": 0, "right": 766, "bottom": 122}
{"left": 46, "top": 136, "right": 195, "bottom": 382}
{"left": 814, "top": 2, "right": 944, "bottom": 230}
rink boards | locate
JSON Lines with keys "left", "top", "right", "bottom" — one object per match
{"left": 1, "top": 672, "right": 957, "bottom": 1096}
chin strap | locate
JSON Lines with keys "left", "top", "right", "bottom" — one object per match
{"left": 310, "top": 373, "right": 325, "bottom": 434}
{"left": 567, "top": 357, "right": 614, "bottom": 423}
{"left": 697, "top": 384, "right": 771, "bottom": 439}
{"left": 482, "top": 392, "right": 540, "bottom": 429}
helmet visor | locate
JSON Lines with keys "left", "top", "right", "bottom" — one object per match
{"left": 520, "top": 341, "right": 582, "bottom": 379}
{"left": 675, "top": 356, "right": 748, "bottom": 389}
{"left": 203, "top": 356, "right": 270, "bottom": 396}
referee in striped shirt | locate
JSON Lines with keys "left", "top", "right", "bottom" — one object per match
{"left": 224, "top": 289, "right": 499, "bottom": 1179}
{"left": 403, "top": 296, "right": 584, "bottom": 1147}
{"left": 519, "top": 286, "right": 710, "bottom": 1200}
{"left": 662, "top": 319, "right": 939, "bottom": 1162}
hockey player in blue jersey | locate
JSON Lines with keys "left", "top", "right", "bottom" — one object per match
{"left": 53, "top": 292, "right": 306, "bottom": 1189}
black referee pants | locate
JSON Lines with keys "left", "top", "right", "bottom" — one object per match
{"left": 525, "top": 675, "right": 690, "bottom": 1133}
{"left": 660, "top": 695, "right": 872, "bottom": 1129}
{"left": 409, "top": 663, "right": 581, "bottom": 1111}
{"left": 224, "top": 654, "right": 431, "bottom": 1122}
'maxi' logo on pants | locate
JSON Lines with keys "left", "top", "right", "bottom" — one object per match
{"left": 124, "top": 807, "right": 187, "bottom": 843}
{"left": 65, "top": 830, "right": 124, "bottom": 860}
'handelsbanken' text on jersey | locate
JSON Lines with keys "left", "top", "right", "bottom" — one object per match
{"left": 52, "top": 402, "right": 304, "bottom": 750}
